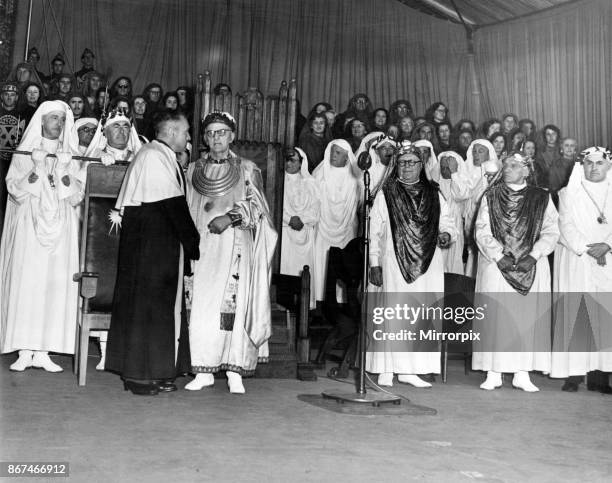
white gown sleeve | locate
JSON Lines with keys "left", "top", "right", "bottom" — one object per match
{"left": 529, "top": 197, "right": 560, "bottom": 260}
{"left": 475, "top": 196, "right": 505, "bottom": 263}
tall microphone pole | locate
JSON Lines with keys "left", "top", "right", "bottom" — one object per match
{"left": 322, "top": 152, "right": 401, "bottom": 407}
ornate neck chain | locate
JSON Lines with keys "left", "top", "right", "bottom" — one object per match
{"left": 581, "top": 180, "right": 609, "bottom": 224}
{"left": 191, "top": 155, "right": 241, "bottom": 197}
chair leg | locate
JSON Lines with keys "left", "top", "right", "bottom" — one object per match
{"left": 78, "top": 321, "right": 90, "bottom": 386}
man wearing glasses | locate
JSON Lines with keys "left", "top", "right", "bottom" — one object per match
{"left": 184, "top": 111, "right": 277, "bottom": 394}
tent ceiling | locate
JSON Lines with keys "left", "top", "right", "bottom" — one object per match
{"left": 396, "top": 0, "right": 578, "bottom": 27}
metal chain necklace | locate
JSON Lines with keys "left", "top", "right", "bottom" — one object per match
{"left": 581, "top": 180, "right": 609, "bottom": 224}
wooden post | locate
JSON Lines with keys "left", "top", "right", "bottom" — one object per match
{"left": 285, "top": 79, "right": 297, "bottom": 147}
{"left": 277, "top": 81, "right": 288, "bottom": 144}
{"left": 202, "top": 71, "right": 211, "bottom": 119}
{"left": 191, "top": 73, "right": 204, "bottom": 163}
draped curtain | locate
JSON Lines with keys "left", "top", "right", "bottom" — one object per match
{"left": 474, "top": 0, "right": 612, "bottom": 147}
{"left": 20, "top": 0, "right": 472, "bottom": 119}
{"left": 14, "top": 0, "right": 611, "bottom": 146}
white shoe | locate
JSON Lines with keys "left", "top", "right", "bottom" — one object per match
{"left": 185, "top": 373, "right": 215, "bottom": 391}
{"left": 480, "top": 371, "right": 503, "bottom": 390}
{"left": 10, "top": 350, "right": 34, "bottom": 371}
{"left": 378, "top": 373, "right": 394, "bottom": 387}
{"left": 397, "top": 374, "right": 432, "bottom": 388}
{"left": 227, "top": 371, "right": 245, "bottom": 394}
{"left": 512, "top": 371, "right": 539, "bottom": 392}
{"left": 31, "top": 352, "right": 63, "bottom": 373}
{"left": 96, "top": 340, "right": 106, "bottom": 371}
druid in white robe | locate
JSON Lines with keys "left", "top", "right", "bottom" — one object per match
{"left": 280, "top": 147, "right": 319, "bottom": 309}
{"left": 187, "top": 153, "right": 277, "bottom": 376}
{"left": 366, "top": 147, "right": 457, "bottom": 377}
{"left": 472, "top": 174, "right": 559, "bottom": 375}
{"left": 438, "top": 151, "right": 471, "bottom": 274}
{"left": 551, "top": 153, "right": 612, "bottom": 378}
{"left": 312, "top": 139, "right": 361, "bottom": 302}
{"left": 0, "top": 101, "right": 82, "bottom": 356}
{"left": 463, "top": 139, "right": 500, "bottom": 278}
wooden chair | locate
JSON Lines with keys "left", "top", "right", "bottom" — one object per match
{"left": 73, "top": 164, "right": 126, "bottom": 386}
{"left": 441, "top": 272, "right": 476, "bottom": 382}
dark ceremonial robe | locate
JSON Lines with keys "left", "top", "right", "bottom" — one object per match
{"left": 383, "top": 174, "right": 440, "bottom": 283}
{"left": 486, "top": 183, "right": 548, "bottom": 295}
{"left": 106, "top": 141, "right": 200, "bottom": 381}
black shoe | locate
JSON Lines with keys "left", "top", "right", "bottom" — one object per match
{"left": 562, "top": 381, "right": 578, "bottom": 392}
{"left": 156, "top": 381, "right": 177, "bottom": 392}
{"left": 123, "top": 380, "right": 159, "bottom": 396}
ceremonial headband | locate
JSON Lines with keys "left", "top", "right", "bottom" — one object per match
{"left": 203, "top": 111, "right": 236, "bottom": 132}
{"left": 102, "top": 108, "right": 131, "bottom": 128}
{"left": 396, "top": 140, "right": 419, "bottom": 157}
{"left": 371, "top": 134, "right": 397, "bottom": 151}
{"left": 580, "top": 146, "right": 612, "bottom": 162}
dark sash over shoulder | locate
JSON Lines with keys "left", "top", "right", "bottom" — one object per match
{"left": 486, "top": 184, "right": 549, "bottom": 295}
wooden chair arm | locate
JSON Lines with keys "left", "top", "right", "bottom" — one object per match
{"left": 73, "top": 272, "right": 99, "bottom": 299}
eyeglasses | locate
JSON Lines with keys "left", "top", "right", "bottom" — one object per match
{"left": 118, "top": 84, "right": 130, "bottom": 88}
{"left": 78, "top": 126, "right": 97, "bottom": 134}
{"left": 205, "top": 129, "right": 230, "bottom": 138}
{"left": 398, "top": 160, "right": 422, "bottom": 167}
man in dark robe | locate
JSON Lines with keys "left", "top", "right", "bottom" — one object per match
{"left": 106, "top": 111, "right": 200, "bottom": 395}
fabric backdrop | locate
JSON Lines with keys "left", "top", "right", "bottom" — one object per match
{"left": 475, "top": 0, "right": 611, "bottom": 149}
{"left": 14, "top": 0, "right": 611, "bottom": 147}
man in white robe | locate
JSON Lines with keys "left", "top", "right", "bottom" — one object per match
{"left": 0, "top": 100, "right": 83, "bottom": 372}
{"left": 473, "top": 153, "right": 559, "bottom": 392}
{"left": 185, "top": 112, "right": 277, "bottom": 394}
{"left": 438, "top": 151, "right": 471, "bottom": 274}
{"left": 463, "top": 139, "right": 500, "bottom": 278}
{"left": 312, "top": 139, "right": 361, "bottom": 304}
{"left": 280, "top": 147, "right": 319, "bottom": 309}
{"left": 551, "top": 147, "right": 612, "bottom": 393}
{"left": 366, "top": 141, "right": 457, "bottom": 388}
{"left": 78, "top": 110, "right": 142, "bottom": 370}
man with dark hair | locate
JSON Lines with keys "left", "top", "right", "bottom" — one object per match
{"left": 184, "top": 111, "right": 277, "bottom": 394}
{"left": 106, "top": 111, "right": 200, "bottom": 395}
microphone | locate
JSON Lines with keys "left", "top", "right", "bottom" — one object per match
{"left": 357, "top": 151, "right": 372, "bottom": 170}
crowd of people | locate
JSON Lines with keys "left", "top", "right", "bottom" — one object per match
{"left": 0, "top": 46, "right": 610, "bottom": 397}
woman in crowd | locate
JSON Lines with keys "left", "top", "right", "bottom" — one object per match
{"left": 297, "top": 112, "right": 333, "bottom": 172}
{"left": 489, "top": 132, "right": 507, "bottom": 159}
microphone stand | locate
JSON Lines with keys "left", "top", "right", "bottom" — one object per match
{"left": 322, "top": 166, "right": 401, "bottom": 407}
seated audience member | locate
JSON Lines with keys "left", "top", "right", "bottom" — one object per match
{"left": 479, "top": 118, "right": 502, "bottom": 139}
{"left": 109, "top": 96, "right": 132, "bottom": 117}
{"left": 371, "top": 108, "right": 389, "bottom": 133}
{"left": 81, "top": 71, "right": 105, "bottom": 109}
{"left": 453, "top": 128, "right": 474, "bottom": 159}
{"left": 396, "top": 115, "right": 414, "bottom": 142}
{"left": 68, "top": 92, "right": 92, "bottom": 121}
{"left": 519, "top": 118, "right": 537, "bottom": 141}
{"left": 132, "top": 95, "right": 153, "bottom": 141}
{"left": 488, "top": 131, "right": 507, "bottom": 158}
{"left": 454, "top": 118, "right": 475, "bottom": 134}
{"left": 50, "top": 73, "right": 75, "bottom": 102}
{"left": 346, "top": 116, "right": 369, "bottom": 153}
{"left": 17, "top": 82, "right": 43, "bottom": 126}
{"left": 534, "top": 124, "right": 562, "bottom": 187}
{"left": 523, "top": 139, "right": 537, "bottom": 163}
{"left": 47, "top": 53, "right": 66, "bottom": 85}
{"left": 508, "top": 128, "right": 526, "bottom": 153}
{"left": 332, "top": 93, "right": 373, "bottom": 138}
{"left": 435, "top": 121, "right": 452, "bottom": 154}
{"left": 75, "top": 48, "right": 96, "bottom": 88}
{"left": 501, "top": 113, "right": 519, "bottom": 137}
{"left": 298, "top": 112, "right": 332, "bottom": 172}
{"left": 162, "top": 92, "right": 180, "bottom": 113}
{"left": 425, "top": 101, "right": 451, "bottom": 127}
{"left": 388, "top": 99, "right": 414, "bottom": 126}
{"left": 110, "top": 77, "right": 133, "bottom": 101}
{"left": 143, "top": 83, "right": 163, "bottom": 114}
